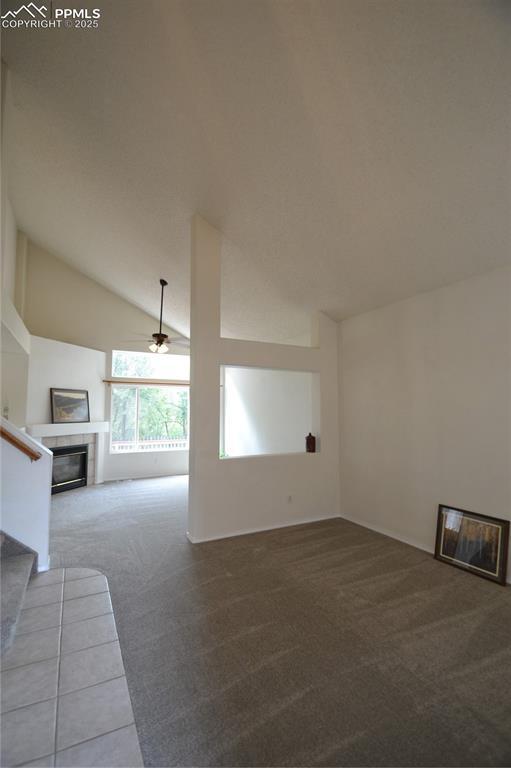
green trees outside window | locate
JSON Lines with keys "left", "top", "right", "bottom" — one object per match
{"left": 110, "top": 351, "right": 189, "bottom": 452}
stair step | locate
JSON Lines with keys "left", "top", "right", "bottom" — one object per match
{"left": 1, "top": 552, "right": 37, "bottom": 654}
{"left": 1, "top": 533, "right": 35, "bottom": 560}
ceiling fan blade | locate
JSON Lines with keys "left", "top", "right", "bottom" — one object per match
{"left": 118, "top": 338, "right": 190, "bottom": 350}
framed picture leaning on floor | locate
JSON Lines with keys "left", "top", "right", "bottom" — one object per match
{"left": 435, "top": 504, "right": 509, "bottom": 585}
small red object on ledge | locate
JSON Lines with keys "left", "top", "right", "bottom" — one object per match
{"left": 306, "top": 433, "right": 316, "bottom": 453}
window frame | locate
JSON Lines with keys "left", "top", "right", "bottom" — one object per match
{"left": 109, "top": 381, "right": 190, "bottom": 455}
{"left": 110, "top": 349, "right": 190, "bottom": 382}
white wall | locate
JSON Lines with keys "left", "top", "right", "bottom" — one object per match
{"left": 102, "top": 448, "right": 188, "bottom": 481}
{"left": 27, "top": 336, "right": 107, "bottom": 425}
{"left": 222, "top": 366, "right": 315, "bottom": 457}
{"left": 1, "top": 64, "right": 17, "bottom": 304}
{"left": 1, "top": 199, "right": 17, "bottom": 302}
{"left": 0, "top": 130, "right": 27, "bottom": 425}
{"left": 26, "top": 336, "right": 107, "bottom": 483}
{"left": 1, "top": 418, "right": 52, "bottom": 571}
{"left": 188, "top": 215, "right": 340, "bottom": 542}
{"left": 1, "top": 294, "right": 31, "bottom": 428}
{"left": 339, "top": 266, "right": 511, "bottom": 571}
{"left": 1, "top": 325, "right": 29, "bottom": 426}
{"left": 22, "top": 242, "right": 181, "bottom": 354}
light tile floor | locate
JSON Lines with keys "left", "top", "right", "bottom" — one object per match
{"left": 1, "top": 568, "right": 143, "bottom": 767}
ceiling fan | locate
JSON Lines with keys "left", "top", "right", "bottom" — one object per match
{"left": 121, "top": 279, "right": 190, "bottom": 353}
{"left": 149, "top": 278, "right": 171, "bottom": 353}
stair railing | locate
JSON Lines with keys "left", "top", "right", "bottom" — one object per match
{"left": 0, "top": 426, "right": 42, "bottom": 462}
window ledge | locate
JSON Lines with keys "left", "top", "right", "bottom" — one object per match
{"left": 220, "top": 451, "right": 318, "bottom": 460}
{"left": 110, "top": 448, "right": 189, "bottom": 455}
{"left": 105, "top": 378, "right": 189, "bottom": 386}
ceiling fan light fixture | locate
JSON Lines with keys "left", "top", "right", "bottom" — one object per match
{"left": 149, "top": 279, "right": 170, "bottom": 354}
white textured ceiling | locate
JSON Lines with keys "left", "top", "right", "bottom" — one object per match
{"left": 3, "top": 0, "right": 510, "bottom": 343}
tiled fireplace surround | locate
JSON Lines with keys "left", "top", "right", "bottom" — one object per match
{"left": 41, "top": 434, "right": 97, "bottom": 487}
{"left": 27, "top": 422, "right": 109, "bottom": 489}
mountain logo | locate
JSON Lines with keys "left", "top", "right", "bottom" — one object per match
{"left": 1, "top": 3, "right": 47, "bottom": 19}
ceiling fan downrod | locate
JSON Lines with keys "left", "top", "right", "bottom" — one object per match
{"left": 149, "top": 278, "right": 169, "bottom": 353}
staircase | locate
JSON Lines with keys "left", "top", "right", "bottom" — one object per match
{"left": 0, "top": 532, "right": 38, "bottom": 653}
{"left": 0, "top": 418, "right": 52, "bottom": 655}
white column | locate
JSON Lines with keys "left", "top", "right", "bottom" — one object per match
{"left": 188, "top": 215, "right": 222, "bottom": 539}
{"left": 187, "top": 215, "right": 340, "bottom": 542}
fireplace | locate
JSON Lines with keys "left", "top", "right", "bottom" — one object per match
{"left": 51, "top": 444, "right": 89, "bottom": 494}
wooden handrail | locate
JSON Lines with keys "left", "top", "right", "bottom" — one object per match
{"left": 0, "top": 427, "right": 42, "bottom": 462}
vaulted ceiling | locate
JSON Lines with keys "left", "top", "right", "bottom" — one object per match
{"left": 3, "top": 0, "right": 510, "bottom": 343}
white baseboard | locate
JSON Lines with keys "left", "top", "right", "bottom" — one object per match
{"left": 104, "top": 472, "right": 188, "bottom": 483}
{"left": 338, "top": 513, "right": 435, "bottom": 555}
{"left": 187, "top": 514, "right": 341, "bottom": 544}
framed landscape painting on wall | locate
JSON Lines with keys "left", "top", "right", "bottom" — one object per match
{"left": 435, "top": 504, "right": 509, "bottom": 585}
{"left": 50, "top": 388, "right": 90, "bottom": 424}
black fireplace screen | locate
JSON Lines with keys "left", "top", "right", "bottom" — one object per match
{"left": 51, "top": 444, "right": 88, "bottom": 494}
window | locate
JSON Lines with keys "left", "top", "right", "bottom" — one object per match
{"left": 111, "top": 385, "right": 189, "bottom": 453}
{"left": 112, "top": 350, "right": 190, "bottom": 380}
{"left": 110, "top": 351, "right": 190, "bottom": 453}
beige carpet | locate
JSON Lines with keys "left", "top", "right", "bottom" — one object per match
{"left": 50, "top": 476, "right": 511, "bottom": 767}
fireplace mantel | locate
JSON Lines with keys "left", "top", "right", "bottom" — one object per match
{"left": 27, "top": 422, "right": 109, "bottom": 438}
